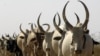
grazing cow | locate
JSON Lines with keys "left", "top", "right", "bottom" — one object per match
{"left": 53, "top": 1, "right": 93, "bottom": 56}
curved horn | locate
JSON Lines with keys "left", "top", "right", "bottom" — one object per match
{"left": 37, "top": 13, "right": 45, "bottom": 33}
{"left": 20, "top": 24, "right": 26, "bottom": 35}
{"left": 34, "top": 24, "right": 37, "bottom": 28}
{"left": 62, "top": 1, "right": 73, "bottom": 30}
{"left": 2, "top": 35, "right": 5, "bottom": 40}
{"left": 58, "top": 13, "right": 61, "bottom": 26}
{"left": 13, "top": 32, "right": 16, "bottom": 38}
{"left": 79, "top": 1, "right": 89, "bottom": 28}
{"left": 5, "top": 34, "right": 10, "bottom": 37}
{"left": 13, "top": 33, "right": 17, "bottom": 39}
{"left": 53, "top": 13, "right": 64, "bottom": 34}
{"left": 28, "top": 23, "right": 35, "bottom": 33}
{"left": 74, "top": 13, "right": 80, "bottom": 24}
{"left": 31, "top": 23, "right": 35, "bottom": 33}
{"left": 42, "top": 23, "right": 50, "bottom": 32}
{"left": 84, "top": 26, "right": 87, "bottom": 30}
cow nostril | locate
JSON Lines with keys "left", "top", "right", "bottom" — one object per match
{"left": 75, "top": 50, "right": 82, "bottom": 54}
{"left": 38, "top": 47, "right": 42, "bottom": 50}
{"left": 46, "top": 48, "right": 50, "bottom": 51}
{"left": 25, "top": 45, "right": 29, "bottom": 47}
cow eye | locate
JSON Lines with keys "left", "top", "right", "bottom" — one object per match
{"left": 31, "top": 38, "right": 36, "bottom": 41}
{"left": 20, "top": 36, "right": 24, "bottom": 39}
{"left": 34, "top": 42, "right": 37, "bottom": 46}
{"left": 71, "top": 41, "right": 73, "bottom": 45}
{"left": 53, "top": 36, "right": 61, "bottom": 40}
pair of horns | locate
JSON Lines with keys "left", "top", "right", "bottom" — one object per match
{"left": 53, "top": 13, "right": 80, "bottom": 34}
{"left": 37, "top": 13, "right": 50, "bottom": 33}
{"left": 20, "top": 13, "right": 51, "bottom": 34}
{"left": 62, "top": 1, "right": 89, "bottom": 30}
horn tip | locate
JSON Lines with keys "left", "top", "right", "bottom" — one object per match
{"left": 28, "top": 23, "right": 33, "bottom": 25}
{"left": 74, "top": 12, "right": 77, "bottom": 15}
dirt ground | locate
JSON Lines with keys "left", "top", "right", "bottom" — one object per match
{"left": 94, "top": 45, "right": 100, "bottom": 56}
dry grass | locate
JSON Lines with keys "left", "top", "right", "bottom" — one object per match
{"left": 94, "top": 45, "right": 100, "bottom": 56}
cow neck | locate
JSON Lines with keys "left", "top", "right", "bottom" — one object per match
{"left": 83, "top": 34, "right": 86, "bottom": 49}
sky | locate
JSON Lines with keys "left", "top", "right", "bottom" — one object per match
{"left": 0, "top": 0, "right": 100, "bottom": 37}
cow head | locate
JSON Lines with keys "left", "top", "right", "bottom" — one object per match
{"left": 62, "top": 1, "right": 89, "bottom": 54}
{"left": 26, "top": 13, "right": 49, "bottom": 50}
{"left": 53, "top": 1, "right": 89, "bottom": 54}
{"left": 53, "top": 12, "right": 81, "bottom": 41}
{"left": 17, "top": 24, "right": 30, "bottom": 46}
{"left": 37, "top": 16, "right": 55, "bottom": 54}
{"left": 26, "top": 23, "right": 37, "bottom": 47}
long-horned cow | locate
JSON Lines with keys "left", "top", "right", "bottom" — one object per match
{"left": 62, "top": 1, "right": 93, "bottom": 56}
{"left": 54, "top": 1, "right": 93, "bottom": 56}
{"left": 17, "top": 20, "right": 46, "bottom": 56}
{"left": 26, "top": 23, "right": 46, "bottom": 56}
{"left": 52, "top": 12, "right": 81, "bottom": 56}
{"left": 17, "top": 24, "right": 31, "bottom": 56}
{"left": 36, "top": 13, "right": 57, "bottom": 56}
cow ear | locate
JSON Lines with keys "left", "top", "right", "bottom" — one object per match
{"left": 84, "top": 29, "right": 89, "bottom": 34}
{"left": 20, "top": 36, "right": 24, "bottom": 39}
{"left": 53, "top": 37, "right": 61, "bottom": 40}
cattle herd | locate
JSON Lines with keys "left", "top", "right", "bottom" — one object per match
{"left": 0, "top": 0, "right": 100, "bottom": 56}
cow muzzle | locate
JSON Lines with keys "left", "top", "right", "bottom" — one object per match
{"left": 25, "top": 45, "right": 29, "bottom": 47}
{"left": 46, "top": 48, "right": 50, "bottom": 51}
{"left": 75, "top": 50, "right": 82, "bottom": 54}
{"left": 37, "top": 47, "right": 42, "bottom": 50}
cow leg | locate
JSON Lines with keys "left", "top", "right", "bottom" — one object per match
{"left": 22, "top": 51, "right": 27, "bottom": 56}
{"left": 19, "top": 51, "right": 23, "bottom": 56}
{"left": 46, "top": 51, "right": 50, "bottom": 56}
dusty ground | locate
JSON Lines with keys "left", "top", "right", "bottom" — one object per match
{"left": 94, "top": 45, "right": 100, "bottom": 56}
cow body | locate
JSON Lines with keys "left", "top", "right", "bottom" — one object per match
{"left": 53, "top": 0, "right": 93, "bottom": 56}
{"left": 61, "top": 31, "right": 93, "bottom": 56}
{"left": 52, "top": 25, "right": 66, "bottom": 56}
{"left": 42, "top": 32, "right": 57, "bottom": 56}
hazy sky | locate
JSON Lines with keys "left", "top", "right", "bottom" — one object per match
{"left": 0, "top": 0, "right": 100, "bottom": 36}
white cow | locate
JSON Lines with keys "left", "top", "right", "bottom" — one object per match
{"left": 52, "top": 12, "right": 81, "bottom": 56}
{"left": 17, "top": 22, "right": 45, "bottom": 56}
{"left": 26, "top": 23, "right": 45, "bottom": 56}
{"left": 17, "top": 24, "right": 30, "bottom": 56}
{"left": 52, "top": 13, "right": 66, "bottom": 56}
{"left": 61, "top": 1, "right": 93, "bottom": 56}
